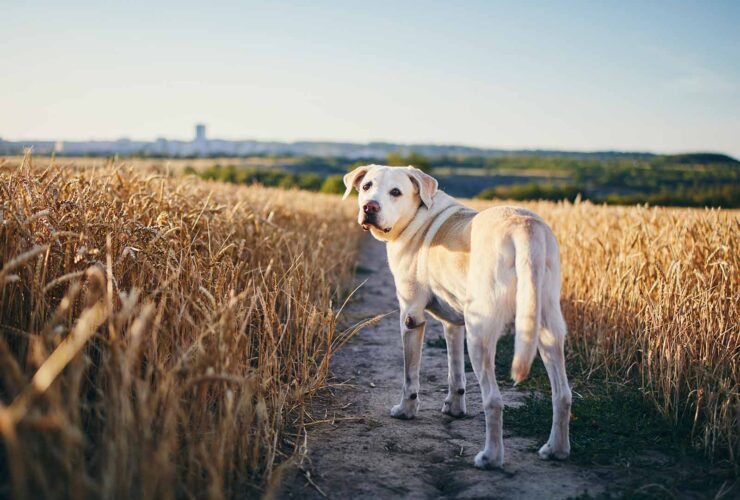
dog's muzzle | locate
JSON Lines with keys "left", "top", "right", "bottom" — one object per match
{"left": 360, "top": 215, "right": 390, "bottom": 233}
{"left": 361, "top": 218, "right": 391, "bottom": 233}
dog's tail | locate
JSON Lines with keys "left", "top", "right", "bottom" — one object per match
{"left": 510, "top": 225, "right": 545, "bottom": 384}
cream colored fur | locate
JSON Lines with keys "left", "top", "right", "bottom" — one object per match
{"left": 343, "top": 165, "right": 572, "bottom": 469}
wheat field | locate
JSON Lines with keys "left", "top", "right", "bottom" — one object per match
{"left": 0, "top": 156, "right": 737, "bottom": 499}
{"left": 0, "top": 155, "right": 361, "bottom": 498}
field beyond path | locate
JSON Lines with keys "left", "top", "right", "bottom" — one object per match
{"left": 281, "top": 236, "right": 612, "bottom": 499}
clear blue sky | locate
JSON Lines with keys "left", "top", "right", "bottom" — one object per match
{"left": 2, "top": 0, "right": 739, "bottom": 156}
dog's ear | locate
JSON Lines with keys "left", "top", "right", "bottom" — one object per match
{"left": 342, "top": 165, "right": 373, "bottom": 200}
{"left": 405, "top": 166, "right": 438, "bottom": 208}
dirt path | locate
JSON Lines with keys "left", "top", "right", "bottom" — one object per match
{"left": 280, "top": 236, "right": 612, "bottom": 499}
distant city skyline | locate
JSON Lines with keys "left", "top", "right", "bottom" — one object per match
{"left": 2, "top": 1, "right": 739, "bottom": 157}
{"left": 4, "top": 123, "right": 691, "bottom": 159}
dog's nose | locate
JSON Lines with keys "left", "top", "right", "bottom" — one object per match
{"left": 363, "top": 200, "right": 380, "bottom": 214}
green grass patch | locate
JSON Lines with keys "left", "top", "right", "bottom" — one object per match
{"left": 426, "top": 332, "right": 736, "bottom": 497}
{"left": 504, "top": 383, "right": 736, "bottom": 496}
{"left": 504, "top": 388, "right": 697, "bottom": 466}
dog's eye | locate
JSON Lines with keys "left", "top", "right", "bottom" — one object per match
{"left": 362, "top": 181, "right": 372, "bottom": 191}
{"left": 389, "top": 188, "right": 402, "bottom": 197}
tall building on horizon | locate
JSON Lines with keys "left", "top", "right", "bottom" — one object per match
{"left": 195, "top": 123, "right": 206, "bottom": 142}
{"left": 194, "top": 123, "right": 207, "bottom": 156}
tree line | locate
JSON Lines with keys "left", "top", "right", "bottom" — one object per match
{"left": 189, "top": 151, "right": 739, "bottom": 208}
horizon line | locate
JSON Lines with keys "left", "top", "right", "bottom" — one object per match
{"left": 2, "top": 133, "right": 735, "bottom": 158}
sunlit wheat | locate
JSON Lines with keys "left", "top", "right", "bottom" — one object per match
{"left": 0, "top": 155, "right": 736, "bottom": 500}
{"left": 0, "top": 153, "right": 361, "bottom": 498}
{"left": 469, "top": 198, "right": 739, "bottom": 461}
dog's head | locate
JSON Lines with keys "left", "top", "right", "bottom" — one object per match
{"left": 342, "top": 164, "right": 438, "bottom": 241}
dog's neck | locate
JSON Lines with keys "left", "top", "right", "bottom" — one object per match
{"left": 385, "top": 191, "right": 466, "bottom": 266}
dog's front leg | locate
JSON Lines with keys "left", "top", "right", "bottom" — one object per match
{"left": 390, "top": 305, "right": 426, "bottom": 419}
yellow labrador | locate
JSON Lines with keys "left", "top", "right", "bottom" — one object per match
{"left": 343, "top": 165, "right": 571, "bottom": 469}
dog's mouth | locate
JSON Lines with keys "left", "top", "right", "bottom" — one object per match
{"left": 361, "top": 218, "right": 391, "bottom": 233}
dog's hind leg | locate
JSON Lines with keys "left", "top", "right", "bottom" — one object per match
{"left": 537, "top": 294, "right": 572, "bottom": 460}
{"left": 465, "top": 306, "right": 507, "bottom": 469}
{"left": 441, "top": 322, "right": 467, "bottom": 417}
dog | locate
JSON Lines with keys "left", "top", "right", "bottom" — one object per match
{"left": 342, "top": 164, "right": 572, "bottom": 469}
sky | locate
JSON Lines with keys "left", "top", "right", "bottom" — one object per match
{"left": 2, "top": 0, "right": 739, "bottom": 157}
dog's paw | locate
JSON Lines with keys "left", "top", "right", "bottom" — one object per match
{"left": 441, "top": 396, "right": 466, "bottom": 418}
{"left": 538, "top": 441, "right": 570, "bottom": 460}
{"left": 390, "top": 401, "right": 418, "bottom": 420}
{"left": 473, "top": 450, "right": 503, "bottom": 469}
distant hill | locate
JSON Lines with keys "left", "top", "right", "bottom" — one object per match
{"left": 657, "top": 153, "right": 739, "bottom": 165}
